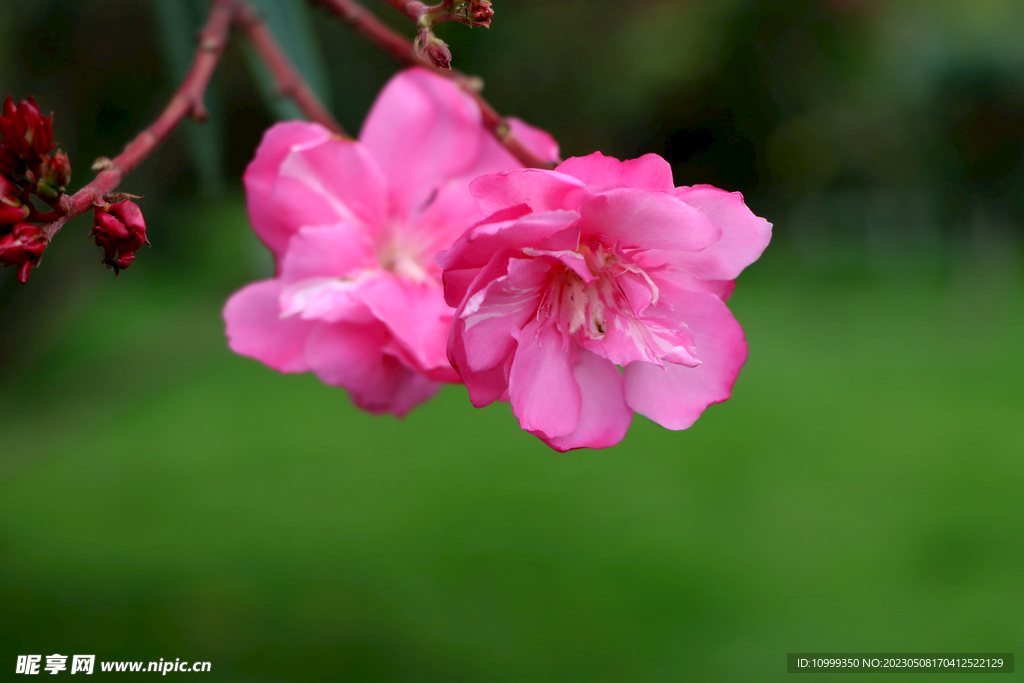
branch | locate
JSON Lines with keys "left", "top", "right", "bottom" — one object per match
{"left": 40, "top": 0, "right": 347, "bottom": 242}
{"left": 235, "top": 3, "right": 348, "bottom": 137}
{"left": 310, "top": 0, "right": 556, "bottom": 169}
{"left": 39, "top": 0, "right": 234, "bottom": 240}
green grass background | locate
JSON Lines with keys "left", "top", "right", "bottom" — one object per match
{"left": 1, "top": 198, "right": 1022, "bottom": 681}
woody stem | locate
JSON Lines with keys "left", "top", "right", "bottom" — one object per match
{"left": 39, "top": 0, "right": 345, "bottom": 242}
{"left": 310, "top": 0, "right": 556, "bottom": 169}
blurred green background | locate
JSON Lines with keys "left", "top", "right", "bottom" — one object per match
{"left": 2, "top": 0, "right": 1022, "bottom": 680}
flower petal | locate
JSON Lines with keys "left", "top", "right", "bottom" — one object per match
{"left": 579, "top": 188, "right": 721, "bottom": 252}
{"left": 624, "top": 289, "right": 747, "bottom": 430}
{"left": 508, "top": 321, "right": 581, "bottom": 439}
{"left": 448, "top": 324, "right": 513, "bottom": 407}
{"left": 436, "top": 210, "right": 580, "bottom": 306}
{"left": 458, "top": 256, "right": 549, "bottom": 372}
{"left": 360, "top": 68, "right": 483, "bottom": 222}
{"left": 470, "top": 169, "right": 585, "bottom": 215}
{"left": 670, "top": 185, "right": 772, "bottom": 281}
{"left": 348, "top": 272, "right": 459, "bottom": 382}
{"left": 275, "top": 138, "right": 389, "bottom": 234}
{"left": 546, "top": 351, "right": 633, "bottom": 452}
{"left": 243, "top": 122, "right": 333, "bottom": 259}
{"left": 278, "top": 275, "right": 377, "bottom": 324}
{"left": 507, "top": 117, "right": 561, "bottom": 166}
{"left": 304, "top": 321, "right": 441, "bottom": 416}
{"left": 556, "top": 152, "right": 675, "bottom": 191}
{"left": 223, "top": 279, "right": 313, "bottom": 373}
{"left": 279, "top": 224, "right": 377, "bottom": 281}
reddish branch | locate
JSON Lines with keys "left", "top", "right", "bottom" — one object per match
{"left": 311, "top": 0, "right": 556, "bottom": 169}
{"left": 236, "top": 4, "right": 347, "bottom": 137}
{"left": 40, "top": 0, "right": 344, "bottom": 242}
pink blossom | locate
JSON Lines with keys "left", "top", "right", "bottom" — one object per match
{"left": 438, "top": 152, "right": 771, "bottom": 450}
{"left": 223, "top": 68, "right": 558, "bottom": 416}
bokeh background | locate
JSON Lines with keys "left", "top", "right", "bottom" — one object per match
{"left": 2, "top": 0, "right": 1023, "bottom": 680}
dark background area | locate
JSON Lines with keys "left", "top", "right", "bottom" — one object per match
{"left": 1, "top": 0, "right": 1022, "bottom": 680}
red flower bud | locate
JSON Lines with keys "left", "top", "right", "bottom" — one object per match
{"left": 0, "top": 222, "right": 47, "bottom": 283}
{"left": 91, "top": 199, "right": 148, "bottom": 274}
{"left": 415, "top": 28, "right": 452, "bottom": 70}
{"left": 0, "top": 146, "right": 22, "bottom": 179}
{"left": 0, "top": 96, "right": 55, "bottom": 158}
{"left": 468, "top": 0, "right": 493, "bottom": 27}
{"left": 0, "top": 174, "right": 30, "bottom": 225}
{"left": 35, "top": 150, "right": 71, "bottom": 200}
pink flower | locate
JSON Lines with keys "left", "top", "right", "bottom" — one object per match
{"left": 223, "top": 68, "right": 558, "bottom": 416}
{"left": 438, "top": 152, "right": 771, "bottom": 450}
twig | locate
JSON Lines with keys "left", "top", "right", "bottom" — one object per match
{"left": 40, "top": 0, "right": 347, "bottom": 242}
{"left": 40, "top": 0, "right": 235, "bottom": 240}
{"left": 236, "top": 2, "right": 348, "bottom": 137}
{"left": 310, "top": 0, "right": 556, "bottom": 169}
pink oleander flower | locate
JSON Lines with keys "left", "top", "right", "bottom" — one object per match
{"left": 437, "top": 152, "right": 771, "bottom": 451}
{"left": 223, "top": 68, "right": 557, "bottom": 416}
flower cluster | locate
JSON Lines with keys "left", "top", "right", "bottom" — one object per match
{"left": 0, "top": 96, "right": 70, "bottom": 201}
{"left": 226, "top": 68, "right": 771, "bottom": 449}
{"left": 0, "top": 96, "right": 70, "bottom": 282}
{"left": 223, "top": 68, "right": 557, "bottom": 415}
{"left": 0, "top": 222, "right": 47, "bottom": 284}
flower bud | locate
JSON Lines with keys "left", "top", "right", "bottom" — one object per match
{"left": 468, "top": 0, "right": 493, "bottom": 27}
{"left": 0, "top": 174, "right": 30, "bottom": 225}
{"left": 415, "top": 28, "right": 452, "bottom": 70}
{"left": 0, "top": 96, "right": 55, "bottom": 158}
{"left": 0, "top": 146, "right": 22, "bottom": 179}
{"left": 35, "top": 150, "right": 71, "bottom": 200}
{"left": 0, "top": 222, "right": 47, "bottom": 283}
{"left": 91, "top": 199, "right": 148, "bottom": 274}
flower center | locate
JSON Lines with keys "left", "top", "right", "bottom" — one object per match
{"left": 530, "top": 241, "right": 696, "bottom": 368}
{"left": 540, "top": 242, "right": 655, "bottom": 341}
{"left": 377, "top": 239, "right": 430, "bottom": 282}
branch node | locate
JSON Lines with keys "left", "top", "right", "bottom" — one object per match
{"left": 91, "top": 157, "right": 116, "bottom": 172}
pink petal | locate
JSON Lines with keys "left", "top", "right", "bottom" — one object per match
{"left": 279, "top": 224, "right": 377, "bottom": 281}
{"left": 508, "top": 321, "right": 581, "bottom": 440}
{"left": 624, "top": 289, "right": 747, "bottom": 430}
{"left": 304, "top": 321, "right": 441, "bottom": 416}
{"left": 546, "top": 351, "right": 633, "bottom": 452}
{"left": 579, "top": 188, "right": 721, "bottom": 252}
{"left": 402, "top": 113, "right": 563, "bottom": 255}
{"left": 507, "top": 117, "right": 561, "bottom": 166}
{"left": 448, "top": 323, "right": 512, "bottom": 408}
{"left": 359, "top": 68, "right": 483, "bottom": 222}
{"left": 223, "top": 279, "right": 313, "bottom": 373}
{"left": 276, "top": 138, "right": 389, "bottom": 234}
{"left": 556, "top": 152, "right": 675, "bottom": 191}
{"left": 436, "top": 210, "right": 580, "bottom": 306}
{"left": 348, "top": 273, "right": 456, "bottom": 380}
{"left": 405, "top": 179, "right": 491, "bottom": 267}
{"left": 243, "top": 122, "right": 333, "bottom": 259}
{"left": 375, "top": 364, "right": 444, "bottom": 417}
{"left": 457, "top": 256, "right": 549, "bottom": 372}
{"left": 670, "top": 185, "right": 772, "bottom": 281}
{"left": 446, "top": 249, "right": 541, "bottom": 407}
{"left": 470, "top": 169, "right": 585, "bottom": 215}
{"left": 278, "top": 276, "right": 377, "bottom": 324}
